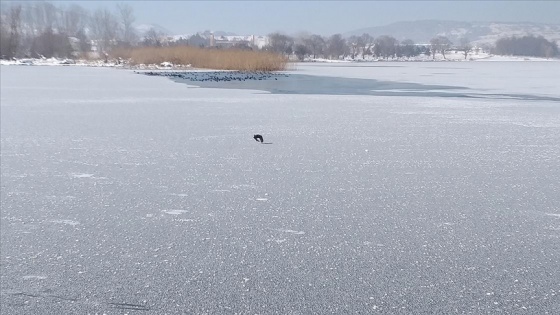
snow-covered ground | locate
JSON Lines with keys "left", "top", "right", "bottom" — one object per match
{"left": 0, "top": 57, "right": 115, "bottom": 67}
{"left": 0, "top": 57, "right": 173, "bottom": 70}
{"left": 1, "top": 63, "right": 559, "bottom": 313}
{"left": 1, "top": 50, "right": 558, "bottom": 69}
{"left": 309, "top": 50, "right": 560, "bottom": 62}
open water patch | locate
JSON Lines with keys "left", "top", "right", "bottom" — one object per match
{"left": 137, "top": 70, "right": 560, "bottom": 102}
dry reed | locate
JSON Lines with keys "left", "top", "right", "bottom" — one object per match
{"left": 111, "top": 46, "right": 289, "bottom": 71}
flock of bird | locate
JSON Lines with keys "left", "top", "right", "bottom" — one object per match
{"left": 138, "top": 71, "right": 289, "bottom": 83}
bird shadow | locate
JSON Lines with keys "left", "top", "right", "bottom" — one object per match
{"left": 261, "top": 142, "right": 273, "bottom": 145}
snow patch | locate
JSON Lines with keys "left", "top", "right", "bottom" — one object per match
{"left": 49, "top": 219, "right": 80, "bottom": 226}
{"left": 162, "top": 209, "right": 188, "bottom": 215}
{"left": 273, "top": 228, "right": 305, "bottom": 235}
{"left": 169, "top": 193, "right": 189, "bottom": 197}
{"left": 23, "top": 275, "right": 48, "bottom": 280}
{"left": 70, "top": 173, "right": 94, "bottom": 178}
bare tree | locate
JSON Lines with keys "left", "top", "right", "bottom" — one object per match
{"left": 304, "top": 34, "right": 325, "bottom": 59}
{"left": 61, "top": 4, "right": 90, "bottom": 55}
{"left": 7, "top": 4, "right": 22, "bottom": 58}
{"left": 374, "top": 35, "right": 397, "bottom": 59}
{"left": 34, "top": 1, "right": 58, "bottom": 31}
{"left": 430, "top": 36, "right": 452, "bottom": 59}
{"left": 429, "top": 37, "right": 439, "bottom": 59}
{"left": 2, "top": 3, "right": 38, "bottom": 57}
{"left": 0, "top": 13, "right": 10, "bottom": 58}
{"left": 62, "top": 4, "right": 88, "bottom": 36}
{"left": 399, "top": 39, "right": 416, "bottom": 58}
{"left": 293, "top": 44, "right": 309, "bottom": 61}
{"left": 543, "top": 45, "right": 556, "bottom": 58}
{"left": 494, "top": 35, "right": 558, "bottom": 58}
{"left": 326, "top": 34, "right": 346, "bottom": 59}
{"left": 266, "top": 33, "right": 294, "bottom": 56}
{"left": 75, "top": 28, "right": 91, "bottom": 53}
{"left": 359, "top": 33, "right": 373, "bottom": 59}
{"left": 293, "top": 32, "right": 310, "bottom": 60}
{"left": 89, "top": 10, "right": 103, "bottom": 48}
{"left": 90, "top": 8, "right": 119, "bottom": 52}
{"left": 143, "top": 27, "right": 163, "bottom": 47}
{"left": 439, "top": 36, "right": 452, "bottom": 59}
{"left": 20, "top": 2, "right": 37, "bottom": 37}
{"left": 117, "top": 3, "right": 137, "bottom": 46}
{"left": 458, "top": 37, "right": 472, "bottom": 60}
{"left": 31, "top": 26, "right": 73, "bottom": 58}
{"left": 186, "top": 33, "right": 208, "bottom": 47}
{"left": 1, "top": 1, "right": 92, "bottom": 58}
{"left": 347, "top": 35, "right": 360, "bottom": 59}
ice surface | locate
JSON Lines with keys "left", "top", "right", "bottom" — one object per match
{"left": 273, "top": 229, "right": 306, "bottom": 235}
{"left": 1, "top": 63, "right": 559, "bottom": 313}
{"left": 70, "top": 173, "right": 95, "bottom": 178}
{"left": 49, "top": 219, "right": 80, "bottom": 226}
{"left": 162, "top": 210, "right": 189, "bottom": 215}
{"left": 143, "top": 64, "right": 560, "bottom": 102}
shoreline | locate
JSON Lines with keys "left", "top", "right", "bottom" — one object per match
{"left": 2, "top": 54, "right": 559, "bottom": 70}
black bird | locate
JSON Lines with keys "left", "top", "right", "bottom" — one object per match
{"left": 253, "top": 134, "right": 264, "bottom": 143}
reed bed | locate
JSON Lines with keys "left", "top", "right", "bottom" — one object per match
{"left": 111, "top": 46, "right": 289, "bottom": 71}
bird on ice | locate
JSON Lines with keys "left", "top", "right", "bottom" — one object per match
{"left": 253, "top": 134, "right": 264, "bottom": 143}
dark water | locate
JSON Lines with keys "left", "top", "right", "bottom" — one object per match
{"left": 140, "top": 70, "right": 560, "bottom": 102}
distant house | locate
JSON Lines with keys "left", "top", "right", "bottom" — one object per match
{"left": 163, "top": 33, "right": 268, "bottom": 49}
{"left": 209, "top": 34, "right": 269, "bottom": 49}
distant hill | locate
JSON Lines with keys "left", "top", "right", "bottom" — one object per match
{"left": 345, "top": 20, "right": 560, "bottom": 45}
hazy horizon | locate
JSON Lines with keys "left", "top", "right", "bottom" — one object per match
{"left": 6, "top": 0, "right": 560, "bottom": 36}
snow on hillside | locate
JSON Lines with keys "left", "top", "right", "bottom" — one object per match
{"left": 474, "top": 22, "right": 560, "bottom": 45}
{"left": 346, "top": 20, "right": 560, "bottom": 46}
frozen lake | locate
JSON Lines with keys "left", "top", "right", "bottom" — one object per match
{"left": 1, "top": 62, "right": 559, "bottom": 313}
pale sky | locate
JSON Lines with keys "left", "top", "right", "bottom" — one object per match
{"left": 24, "top": 1, "right": 560, "bottom": 35}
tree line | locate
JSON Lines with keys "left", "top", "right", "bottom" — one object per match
{"left": 0, "top": 2, "right": 141, "bottom": 59}
{"left": 267, "top": 33, "right": 433, "bottom": 60}
{"left": 1, "top": 2, "right": 558, "bottom": 61}
{"left": 493, "top": 35, "right": 558, "bottom": 58}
